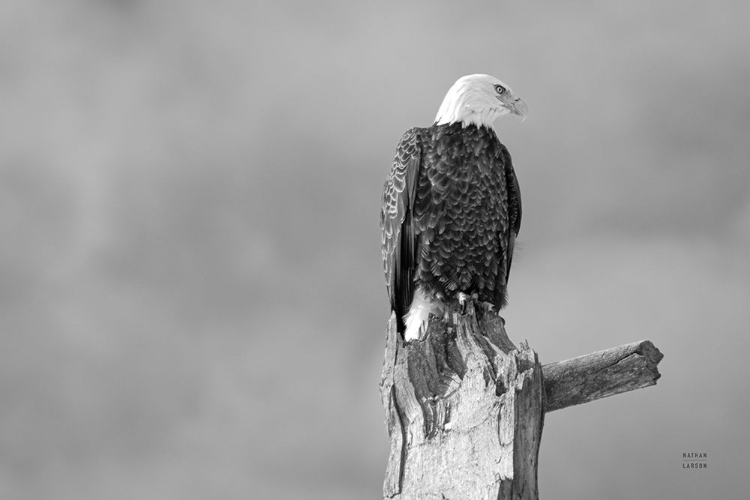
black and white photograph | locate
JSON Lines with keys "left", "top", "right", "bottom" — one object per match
{"left": 1, "top": 1, "right": 748, "bottom": 498}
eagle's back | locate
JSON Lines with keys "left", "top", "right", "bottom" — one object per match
{"left": 381, "top": 122, "right": 520, "bottom": 333}
{"left": 414, "top": 123, "right": 513, "bottom": 305}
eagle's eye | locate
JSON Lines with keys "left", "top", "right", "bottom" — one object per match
{"left": 494, "top": 84, "right": 506, "bottom": 95}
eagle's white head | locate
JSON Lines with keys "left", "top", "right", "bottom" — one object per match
{"left": 435, "top": 74, "right": 529, "bottom": 128}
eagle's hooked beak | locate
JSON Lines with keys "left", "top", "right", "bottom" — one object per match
{"left": 499, "top": 94, "right": 529, "bottom": 122}
{"left": 510, "top": 97, "right": 529, "bottom": 122}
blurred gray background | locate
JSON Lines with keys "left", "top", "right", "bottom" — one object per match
{"left": 2, "top": 0, "right": 749, "bottom": 498}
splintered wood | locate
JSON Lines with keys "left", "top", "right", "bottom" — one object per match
{"left": 380, "top": 305, "right": 544, "bottom": 500}
{"left": 379, "top": 304, "right": 663, "bottom": 500}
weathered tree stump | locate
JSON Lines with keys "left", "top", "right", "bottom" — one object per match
{"left": 380, "top": 304, "right": 663, "bottom": 500}
{"left": 380, "top": 303, "right": 544, "bottom": 499}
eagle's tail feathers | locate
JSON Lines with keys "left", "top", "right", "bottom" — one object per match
{"left": 403, "top": 288, "right": 443, "bottom": 341}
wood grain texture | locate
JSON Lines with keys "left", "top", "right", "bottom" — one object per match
{"left": 380, "top": 307, "right": 664, "bottom": 499}
{"left": 380, "top": 305, "right": 544, "bottom": 500}
{"left": 542, "top": 341, "right": 664, "bottom": 413}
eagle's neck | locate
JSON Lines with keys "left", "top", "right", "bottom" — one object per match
{"left": 435, "top": 90, "right": 502, "bottom": 129}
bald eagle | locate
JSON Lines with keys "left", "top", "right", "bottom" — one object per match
{"left": 381, "top": 74, "right": 528, "bottom": 341}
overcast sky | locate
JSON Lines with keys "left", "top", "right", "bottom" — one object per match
{"left": 1, "top": 1, "right": 749, "bottom": 498}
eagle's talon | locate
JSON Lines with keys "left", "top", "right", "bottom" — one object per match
{"left": 457, "top": 292, "right": 469, "bottom": 315}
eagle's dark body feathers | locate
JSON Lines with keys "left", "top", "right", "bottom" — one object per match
{"left": 381, "top": 122, "right": 522, "bottom": 335}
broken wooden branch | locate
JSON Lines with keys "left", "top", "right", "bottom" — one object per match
{"left": 542, "top": 340, "right": 664, "bottom": 413}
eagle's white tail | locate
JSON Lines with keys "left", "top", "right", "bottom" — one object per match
{"left": 403, "top": 288, "right": 443, "bottom": 341}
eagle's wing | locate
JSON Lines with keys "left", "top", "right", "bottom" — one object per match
{"left": 492, "top": 145, "right": 522, "bottom": 309}
{"left": 381, "top": 128, "right": 422, "bottom": 332}
{"left": 503, "top": 145, "right": 522, "bottom": 286}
